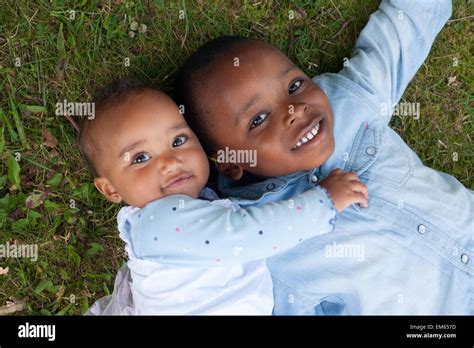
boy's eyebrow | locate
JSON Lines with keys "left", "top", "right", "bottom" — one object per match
{"left": 236, "top": 65, "right": 299, "bottom": 123}
{"left": 236, "top": 94, "right": 261, "bottom": 123}
{"left": 279, "top": 65, "right": 298, "bottom": 78}
{"left": 118, "top": 140, "right": 146, "bottom": 159}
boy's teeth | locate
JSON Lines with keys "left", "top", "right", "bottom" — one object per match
{"left": 293, "top": 121, "right": 321, "bottom": 149}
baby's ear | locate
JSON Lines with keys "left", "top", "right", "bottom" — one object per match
{"left": 214, "top": 162, "right": 244, "bottom": 181}
{"left": 93, "top": 177, "right": 122, "bottom": 203}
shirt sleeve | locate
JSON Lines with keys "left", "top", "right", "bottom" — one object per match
{"left": 338, "top": 0, "right": 452, "bottom": 124}
{"left": 128, "top": 185, "right": 336, "bottom": 267}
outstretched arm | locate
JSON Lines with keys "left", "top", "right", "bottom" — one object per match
{"left": 339, "top": 0, "right": 452, "bottom": 123}
{"left": 125, "top": 185, "right": 336, "bottom": 267}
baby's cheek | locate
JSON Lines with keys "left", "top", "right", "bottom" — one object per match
{"left": 190, "top": 149, "right": 209, "bottom": 175}
{"left": 135, "top": 177, "right": 162, "bottom": 203}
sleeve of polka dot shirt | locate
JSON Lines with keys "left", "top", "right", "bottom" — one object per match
{"left": 127, "top": 185, "right": 337, "bottom": 267}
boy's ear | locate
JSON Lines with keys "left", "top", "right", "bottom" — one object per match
{"left": 214, "top": 161, "right": 244, "bottom": 181}
{"left": 94, "top": 177, "right": 122, "bottom": 203}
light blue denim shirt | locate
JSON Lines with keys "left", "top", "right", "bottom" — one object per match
{"left": 215, "top": 0, "right": 473, "bottom": 314}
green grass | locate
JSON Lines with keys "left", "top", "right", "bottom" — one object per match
{"left": 0, "top": 0, "right": 472, "bottom": 315}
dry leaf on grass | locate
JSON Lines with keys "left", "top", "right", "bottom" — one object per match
{"left": 0, "top": 298, "right": 27, "bottom": 315}
{"left": 43, "top": 128, "right": 58, "bottom": 148}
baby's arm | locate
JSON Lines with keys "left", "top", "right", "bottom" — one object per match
{"left": 339, "top": 0, "right": 451, "bottom": 123}
{"left": 127, "top": 185, "right": 336, "bottom": 267}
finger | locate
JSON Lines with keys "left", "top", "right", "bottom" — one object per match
{"left": 343, "top": 172, "right": 360, "bottom": 182}
{"left": 350, "top": 181, "right": 368, "bottom": 198}
{"left": 331, "top": 168, "right": 344, "bottom": 175}
{"left": 351, "top": 192, "right": 369, "bottom": 208}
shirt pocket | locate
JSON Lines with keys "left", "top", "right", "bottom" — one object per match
{"left": 345, "top": 122, "right": 413, "bottom": 188}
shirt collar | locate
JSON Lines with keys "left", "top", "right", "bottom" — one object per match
{"left": 217, "top": 169, "right": 318, "bottom": 200}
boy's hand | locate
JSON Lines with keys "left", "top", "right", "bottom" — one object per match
{"left": 319, "top": 169, "right": 368, "bottom": 212}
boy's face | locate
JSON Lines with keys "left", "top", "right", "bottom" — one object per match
{"left": 93, "top": 90, "right": 209, "bottom": 208}
{"left": 198, "top": 41, "right": 335, "bottom": 178}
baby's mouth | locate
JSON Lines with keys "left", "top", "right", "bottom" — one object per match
{"left": 162, "top": 173, "right": 193, "bottom": 189}
{"left": 292, "top": 117, "right": 325, "bottom": 150}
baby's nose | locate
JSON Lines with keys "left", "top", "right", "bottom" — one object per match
{"left": 158, "top": 155, "right": 181, "bottom": 174}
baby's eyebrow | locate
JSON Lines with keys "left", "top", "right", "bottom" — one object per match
{"left": 118, "top": 140, "right": 146, "bottom": 159}
{"left": 117, "top": 123, "right": 189, "bottom": 159}
{"left": 168, "top": 122, "right": 189, "bottom": 132}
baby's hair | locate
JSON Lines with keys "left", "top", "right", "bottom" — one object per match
{"left": 78, "top": 77, "right": 149, "bottom": 177}
{"left": 174, "top": 35, "right": 257, "bottom": 153}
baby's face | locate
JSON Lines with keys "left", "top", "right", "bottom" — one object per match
{"left": 94, "top": 91, "right": 209, "bottom": 208}
{"left": 198, "top": 41, "right": 335, "bottom": 178}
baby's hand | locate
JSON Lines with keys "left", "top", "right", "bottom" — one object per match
{"left": 319, "top": 169, "right": 368, "bottom": 212}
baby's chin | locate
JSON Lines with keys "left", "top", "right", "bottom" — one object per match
{"left": 161, "top": 187, "right": 204, "bottom": 200}
{"left": 128, "top": 188, "right": 202, "bottom": 208}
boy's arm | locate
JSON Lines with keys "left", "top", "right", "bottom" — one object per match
{"left": 127, "top": 186, "right": 336, "bottom": 267}
{"left": 339, "top": 0, "right": 452, "bottom": 123}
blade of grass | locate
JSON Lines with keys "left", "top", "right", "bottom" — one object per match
{"left": 0, "top": 106, "right": 18, "bottom": 143}
{"left": 0, "top": 125, "right": 5, "bottom": 154}
{"left": 8, "top": 94, "right": 29, "bottom": 149}
{"left": 57, "top": 22, "right": 67, "bottom": 59}
{"left": 7, "top": 151, "right": 21, "bottom": 191}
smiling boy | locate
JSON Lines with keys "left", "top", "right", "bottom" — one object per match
{"left": 173, "top": 0, "right": 473, "bottom": 314}
{"left": 178, "top": 38, "right": 335, "bottom": 179}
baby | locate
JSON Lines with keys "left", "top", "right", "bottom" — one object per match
{"left": 167, "top": 0, "right": 473, "bottom": 314}
{"left": 81, "top": 78, "right": 368, "bottom": 314}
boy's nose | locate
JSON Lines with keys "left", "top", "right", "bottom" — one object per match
{"left": 283, "top": 102, "right": 308, "bottom": 126}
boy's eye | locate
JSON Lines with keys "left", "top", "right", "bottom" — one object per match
{"left": 172, "top": 135, "right": 188, "bottom": 147}
{"left": 288, "top": 79, "right": 303, "bottom": 94}
{"left": 249, "top": 113, "right": 268, "bottom": 130}
{"left": 132, "top": 152, "right": 151, "bottom": 164}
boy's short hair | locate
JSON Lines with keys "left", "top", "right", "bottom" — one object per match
{"left": 174, "top": 35, "right": 256, "bottom": 152}
{"left": 79, "top": 77, "right": 149, "bottom": 176}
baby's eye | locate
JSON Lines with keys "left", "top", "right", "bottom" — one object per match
{"left": 132, "top": 152, "right": 151, "bottom": 164}
{"left": 172, "top": 135, "right": 188, "bottom": 147}
{"left": 288, "top": 79, "right": 303, "bottom": 94}
{"left": 249, "top": 113, "right": 268, "bottom": 130}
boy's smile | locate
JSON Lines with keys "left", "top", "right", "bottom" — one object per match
{"left": 195, "top": 40, "right": 335, "bottom": 179}
{"left": 291, "top": 114, "right": 328, "bottom": 151}
{"left": 93, "top": 90, "right": 209, "bottom": 208}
